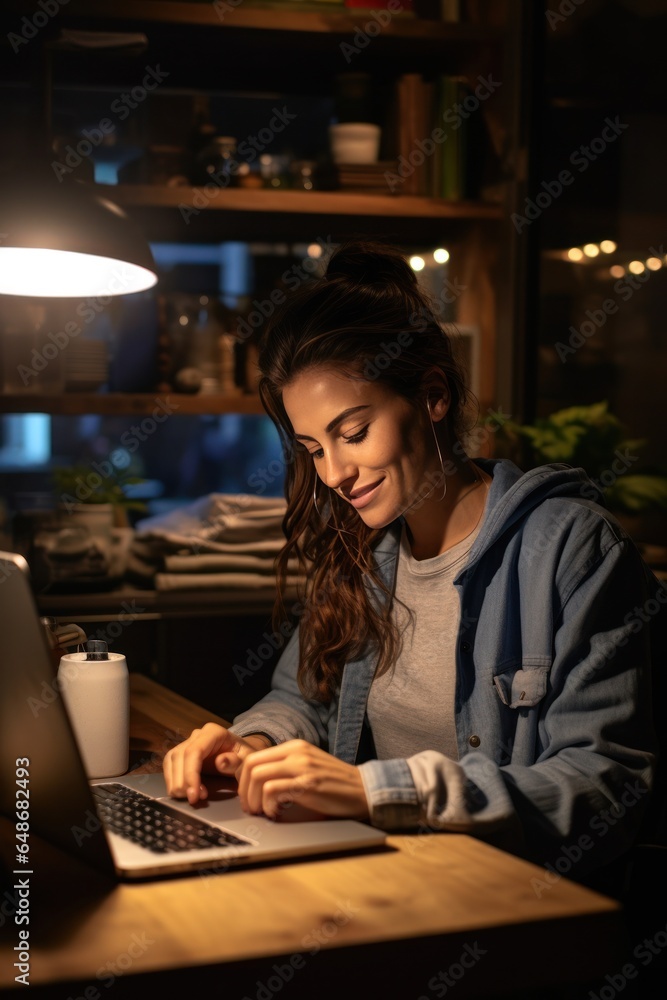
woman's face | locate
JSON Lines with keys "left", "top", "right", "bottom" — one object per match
{"left": 282, "top": 367, "right": 440, "bottom": 530}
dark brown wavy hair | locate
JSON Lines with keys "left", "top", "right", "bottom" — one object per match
{"left": 258, "top": 239, "right": 475, "bottom": 703}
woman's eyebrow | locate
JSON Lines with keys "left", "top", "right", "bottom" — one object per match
{"left": 294, "top": 405, "right": 370, "bottom": 442}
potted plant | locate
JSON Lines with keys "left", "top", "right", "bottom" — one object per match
{"left": 491, "top": 401, "right": 667, "bottom": 546}
{"left": 52, "top": 464, "right": 148, "bottom": 531}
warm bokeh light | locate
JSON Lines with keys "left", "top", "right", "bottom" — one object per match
{"left": 567, "top": 247, "right": 584, "bottom": 262}
{"left": 628, "top": 260, "right": 645, "bottom": 274}
{"left": 609, "top": 265, "right": 625, "bottom": 279}
{"left": 600, "top": 240, "right": 617, "bottom": 254}
{"left": 0, "top": 247, "right": 157, "bottom": 297}
{"left": 583, "top": 243, "right": 600, "bottom": 257}
{"left": 306, "top": 243, "right": 322, "bottom": 258}
{"left": 646, "top": 257, "right": 662, "bottom": 271}
{"left": 409, "top": 255, "right": 425, "bottom": 271}
{"left": 433, "top": 248, "right": 449, "bottom": 264}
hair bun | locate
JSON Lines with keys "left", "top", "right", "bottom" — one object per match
{"left": 324, "top": 239, "right": 418, "bottom": 290}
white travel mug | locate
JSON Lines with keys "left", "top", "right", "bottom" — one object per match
{"left": 57, "top": 640, "right": 130, "bottom": 779}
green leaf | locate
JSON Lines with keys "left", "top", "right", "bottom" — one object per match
{"left": 51, "top": 463, "right": 147, "bottom": 508}
{"left": 605, "top": 475, "right": 667, "bottom": 512}
{"left": 488, "top": 402, "right": 661, "bottom": 507}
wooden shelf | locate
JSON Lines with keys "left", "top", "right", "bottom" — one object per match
{"left": 35, "top": 582, "right": 288, "bottom": 619}
{"left": 44, "top": 2, "right": 502, "bottom": 90}
{"left": 63, "top": 2, "right": 499, "bottom": 43}
{"left": 0, "top": 393, "right": 265, "bottom": 417}
{"left": 102, "top": 184, "right": 503, "bottom": 219}
{"left": 96, "top": 184, "right": 504, "bottom": 242}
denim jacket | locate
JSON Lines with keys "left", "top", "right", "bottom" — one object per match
{"left": 231, "top": 459, "right": 659, "bottom": 874}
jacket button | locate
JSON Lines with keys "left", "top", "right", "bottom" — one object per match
{"left": 461, "top": 641, "right": 471, "bottom": 653}
{"left": 469, "top": 735, "right": 481, "bottom": 748}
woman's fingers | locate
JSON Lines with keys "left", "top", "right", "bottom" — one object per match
{"left": 236, "top": 741, "right": 302, "bottom": 809}
{"left": 166, "top": 734, "right": 369, "bottom": 818}
{"left": 164, "top": 727, "right": 201, "bottom": 798}
{"left": 256, "top": 777, "right": 318, "bottom": 821}
{"left": 243, "top": 758, "right": 314, "bottom": 815}
{"left": 164, "top": 724, "right": 236, "bottom": 803}
{"left": 236, "top": 740, "right": 369, "bottom": 820}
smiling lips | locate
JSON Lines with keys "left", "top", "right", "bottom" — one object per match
{"left": 345, "top": 478, "right": 385, "bottom": 509}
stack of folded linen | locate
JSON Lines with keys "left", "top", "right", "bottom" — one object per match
{"left": 129, "top": 493, "right": 305, "bottom": 593}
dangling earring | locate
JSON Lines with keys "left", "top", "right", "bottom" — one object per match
{"left": 313, "top": 482, "right": 355, "bottom": 539}
{"left": 313, "top": 480, "right": 328, "bottom": 521}
{"left": 313, "top": 480, "right": 342, "bottom": 528}
{"left": 426, "top": 399, "right": 447, "bottom": 503}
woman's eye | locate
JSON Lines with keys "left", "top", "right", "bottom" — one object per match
{"left": 305, "top": 426, "right": 367, "bottom": 460}
{"left": 344, "top": 426, "right": 369, "bottom": 445}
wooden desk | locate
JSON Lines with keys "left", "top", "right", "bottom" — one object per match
{"left": 1, "top": 675, "right": 627, "bottom": 999}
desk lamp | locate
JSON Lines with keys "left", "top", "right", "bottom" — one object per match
{"left": 0, "top": 29, "right": 157, "bottom": 299}
{"left": 0, "top": 175, "right": 157, "bottom": 298}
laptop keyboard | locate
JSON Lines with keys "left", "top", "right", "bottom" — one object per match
{"left": 92, "top": 783, "right": 252, "bottom": 854}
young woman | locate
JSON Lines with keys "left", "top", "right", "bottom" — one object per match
{"left": 164, "top": 239, "right": 660, "bottom": 884}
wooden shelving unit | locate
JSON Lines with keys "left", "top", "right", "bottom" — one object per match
{"left": 1, "top": 0, "right": 529, "bottom": 418}
{"left": 0, "top": 393, "right": 265, "bottom": 417}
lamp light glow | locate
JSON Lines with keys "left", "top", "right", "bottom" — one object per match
{"left": 0, "top": 247, "right": 157, "bottom": 298}
{"left": 0, "top": 179, "right": 157, "bottom": 298}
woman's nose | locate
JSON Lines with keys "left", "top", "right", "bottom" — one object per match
{"left": 322, "top": 450, "right": 356, "bottom": 490}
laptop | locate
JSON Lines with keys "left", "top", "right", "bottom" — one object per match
{"left": 0, "top": 551, "right": 386, "bottom": 881}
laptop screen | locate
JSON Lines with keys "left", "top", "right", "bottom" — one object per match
{"left": 0, "top": 552, "right": 116, "bottom": 878}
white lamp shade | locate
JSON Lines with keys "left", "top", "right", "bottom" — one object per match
{"left": 0, "top": 178, "right": 157, "bottom": 298}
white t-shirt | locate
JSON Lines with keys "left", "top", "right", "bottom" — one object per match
{"left": 366, "top": 520, "right": 483, "bottom": 761}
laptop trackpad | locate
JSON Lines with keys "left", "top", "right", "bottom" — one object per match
{"left": 114, "top": 772, "right": 328, "bottom": 824}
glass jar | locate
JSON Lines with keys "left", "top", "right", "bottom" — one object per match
{"left": 259, "top": 153, "right": 290, "bottom": 189}
{"left": 189, "top": 295, "right": 223, "bottom": 388}
{"left": 291, "top": 160, "right": 317, "bottom": 191}
{"left": 163, "top": 293, "right": 197, "bottom": 385}
{"left": 193, "top": 136, "right": 239, "bottom": 188}
{"left": 0, "top": 300, "right": 65, "bottom": 394}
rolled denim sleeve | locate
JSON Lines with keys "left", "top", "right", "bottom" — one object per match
{"left": 358, "top": 757, "right": 421, "bottom": 829}
{"left": 358, "top": 752, "right": 501, "bottom": 832}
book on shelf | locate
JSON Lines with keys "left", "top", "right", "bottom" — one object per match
{"left": 385, "top": 71, "right": 492, "bottom": 201}
{"left": 410, "top": 0, "right": 460, "bottom": 19}
{"left": 385, "top": 72, "right": 434, "bottom": 197}
{"left": 440, "top": 0, "right": 461, "bottom": 19}
{"left": 204, "top": 1, "right": 348, "bottom": 12}
{"left": 433, "top": 74, "right": 463, "bottom": 200}
{"left": 343, "top": 0, "right": 415, "bottom": 11}
{"left": 334, "top": 161, "right": 400, "bottom": 192}
{"left": 236, "top": 0, "right": 417, "bottom": 13}
{"left": 434, "top": 74, "right": 490, "bottom": 201}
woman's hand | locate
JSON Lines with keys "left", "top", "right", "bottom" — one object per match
{"left": 236, "top": 739, "right": 370, "bottom": 821}
{"left": 163, "top": 723, "right": 271, "bottom": 805}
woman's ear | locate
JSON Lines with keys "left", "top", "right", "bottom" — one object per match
{"left": 424, "top": 373, "right": 451, "bottom": 423}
